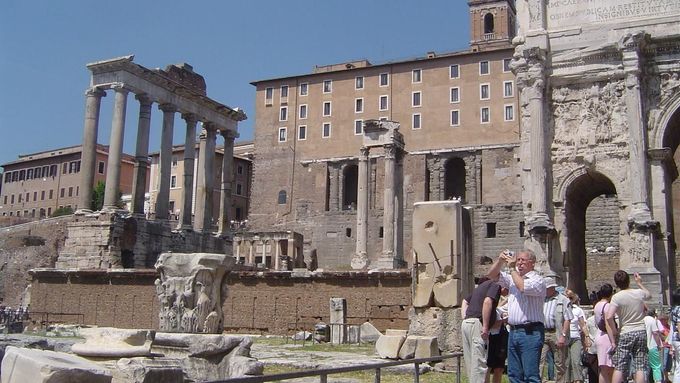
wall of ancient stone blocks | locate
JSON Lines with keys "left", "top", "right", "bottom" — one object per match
{"left": 28, "top": 270, "right": 411, "bottom": 334}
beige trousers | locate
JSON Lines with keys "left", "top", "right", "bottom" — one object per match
{"left": 462, "top": 317, "right": 488, "bottom": 383}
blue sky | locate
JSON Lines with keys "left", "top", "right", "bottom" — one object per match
{"left": 0, "top": 0, "right": 471, "bottom": 166}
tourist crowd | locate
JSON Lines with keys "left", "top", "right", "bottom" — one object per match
{"left": 461, "top": 249, "right": 680, "bottom": 383}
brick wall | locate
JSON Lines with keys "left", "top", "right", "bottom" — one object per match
{"left": 584, "top": 195, "right": 620, "bottom": 252}
{"left": 29, "top": 269, "right": 412, "bottom": 334}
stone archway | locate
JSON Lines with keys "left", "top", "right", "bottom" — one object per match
{"left": 564, "top": 169, "right": 618, "bottom": 302}
{"left": 659, "top": 101, "right": 680, "bottom": 288}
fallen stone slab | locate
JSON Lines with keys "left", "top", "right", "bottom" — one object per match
{"left": 72, "top": 328, "right": 155, "bottom": 358}
{"left": 1, "top": 346, "right": 112, "bottom": 383}
{"left": 152, "top": 332, "right": 263, "bottom": 381}
{"left": 359, "top": 322, "right": 382, "bottom": 343}
{"left": 375, "top": 334, "right": 406, "bottom": 359}
{"left": 111, "top": 357, "right": 183, "bottom": 383}
{"left": 398, "top": 336, "right": 440, "bottom": 359}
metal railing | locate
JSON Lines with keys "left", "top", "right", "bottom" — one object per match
{"left": 207, "top": 353, "right": 462, "bottom": 383}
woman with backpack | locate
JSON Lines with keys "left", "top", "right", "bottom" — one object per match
{"left": 594, "top": 283, "right": 615, "bottom": 383}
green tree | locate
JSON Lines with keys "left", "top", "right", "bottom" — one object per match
{"left": 91, "top": 180, "right": 105, "bottom": 211}
{"left": 51, "top": 206, "right": 74, "bottom": 217}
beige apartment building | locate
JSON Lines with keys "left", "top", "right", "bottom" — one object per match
{"left": 148, "top": 141, "right": 253, "bottom": 226}
{"left": 0, "top": 144, "right": 134, "bottom": 218}
{"left": 248, "top": 0, "right": 525, "bottom": 269}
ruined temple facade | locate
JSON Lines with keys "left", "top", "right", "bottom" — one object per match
{"left": 55, "top": 56, "right": 247, "bottom": 269}
{"left": 513, "top": 0, "right": 680, "bottom": 302}
{"left": 249, "top": 1, "right": 527, "bottom": 270}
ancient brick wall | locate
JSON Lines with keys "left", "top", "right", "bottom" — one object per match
{"left": 584, "top": 195, "right": 620, "bottom": 252}
{"left": 471, "top": 203, "right": 526, "bottom": 273}
{"left": 28, "top": 270, "right": 412, "bottom": 334}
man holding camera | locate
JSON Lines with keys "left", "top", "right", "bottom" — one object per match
{"left": 487, "top": 249, "right": 547, "bottom": 383}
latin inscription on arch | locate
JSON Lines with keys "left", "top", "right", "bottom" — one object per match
{"left": 546, "top": 0, "right": 680, "bottom": 29}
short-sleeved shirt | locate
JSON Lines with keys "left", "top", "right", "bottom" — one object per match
{"left": 543, "top": 292, "right": 574, "bottom": 329}
{"left": 464, "top": 279, "right": 501, "bottom": 324}
{"left": 498, "top": 270, "right": 546, "bottom": 325}
{"left": 570, "top": 305, "right": 585, "bottom": 338}
{"left": 644, "top": 316, "right": 660, "bottom": 350}
{"left": 610, "top": 288, "right": 650, "bottom": 333}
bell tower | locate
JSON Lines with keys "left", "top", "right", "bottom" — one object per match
{"left": 468, "top": 0, "right": 516, "bottom": 51}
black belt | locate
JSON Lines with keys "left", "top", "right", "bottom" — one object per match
{"left": 545, "top": 327, "right": 556, "bottom": 332}
{"left": 509, "top": 322, "right": 544, "bottom": 331}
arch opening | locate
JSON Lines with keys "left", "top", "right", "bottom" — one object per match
{"left": 564, "top": 170, "right": 618, "bottom": 303}
{"left": 484, "top": 13, "right": 495, "bottom": 34}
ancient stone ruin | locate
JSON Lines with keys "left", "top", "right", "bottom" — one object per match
{"left": 155, "top": 252, "right": 233, "bottom": 334}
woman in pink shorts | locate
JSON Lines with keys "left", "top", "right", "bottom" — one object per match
{"left": 593, "top": 283, "right": 615, "bottom": 383}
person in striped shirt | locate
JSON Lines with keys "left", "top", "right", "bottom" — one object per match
{"left": 487, "top": 249, "right": 547, "bottom": 383}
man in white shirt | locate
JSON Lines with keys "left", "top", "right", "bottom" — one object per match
{"left": 487, "top": 249, "right": 546, "bottom": 383}
{"left": 540, "top": 278, "right": 574, "bottom": 383}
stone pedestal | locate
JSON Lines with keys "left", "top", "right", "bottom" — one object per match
{"left": 154, "top": 252, "right": 234, "bottom": 333}
{"left": 329, "top": 297, "right": 347, "bottom": 344}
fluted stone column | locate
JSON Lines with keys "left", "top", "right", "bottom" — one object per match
{"left": 382, "top": 144, "right": 396, "bottom": 259}
{"left": 274, "top": 240, "right": 281, "bottom": 270}
{"left": 218, "top": 130, "right": 237, "bottom": 235}
{"left": 154, "top": 104, "right": 176, "bottom": 220}
{"left": 351, "top": 146, "right": 370, "bottom": 269}
{"left": 194, "top": 123, "right": 217, "bottom": 233}
{"left": 178, "top": 113, "right": 198, "bottom": 229}
{"left": 515, "top": 47, "right": 552, "bottom": 231}
{"left": 131, "top": 94, "right": 153, "bottom": 215}
{"left": 621, "top": 34, "right": 653, "bottom": 224}
{"left": 78, "top": 87, "right": 106, "bottom": 211}
{"left": 103, "top": 84, "right": 129, "bottom": 210}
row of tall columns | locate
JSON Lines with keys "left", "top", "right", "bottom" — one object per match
{"left": 351, "top": 144, "right": 401, "bottom": 270}
{"left": 234, "top": 238, "right": 299, "bottom": 270}
{"left": 78, "top": 83, "right": 238, "bottom": 235}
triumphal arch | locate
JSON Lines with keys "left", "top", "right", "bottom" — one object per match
{"left": 514, "top": 0, "right": 680, "bottom": 302}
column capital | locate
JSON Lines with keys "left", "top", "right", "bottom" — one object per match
{"left": 181, "top": 113, "right": 199, "bottom": 124}
{"left": 135, "top": 93, "right": 153, "bottom": 106}
{"left": 220, "top": 129, "right": 239, "bottom": 140}
{"left": 384, "top": 143, "right": 397, "bottom": 160}
{"left": 158, "top": 103, "right": 177, "bottom": 113}
{"left": 85, "top": 87, "right": 106, "bottom": 98}
{"left": 110, "top": 82, "right": 130, "bottom": 94}
{"left": 202, "top": 121, "right": 218, "bottom": 132}
{"left": 359, "top": 146, "right": 370, "bottom": 159}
